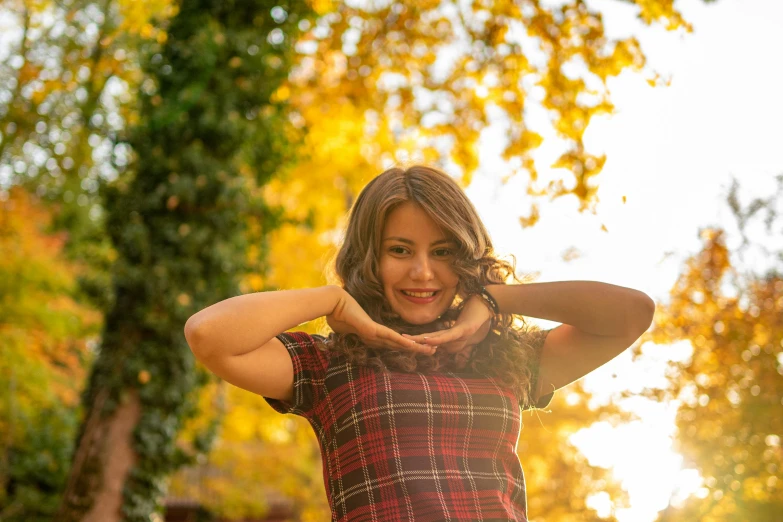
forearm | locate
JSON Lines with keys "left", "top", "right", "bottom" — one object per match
{"left": 485, "top": 280, "right": 655, "bottom": 337}
{"left": 184, "top": 285, "right": 344, "bottom": 360}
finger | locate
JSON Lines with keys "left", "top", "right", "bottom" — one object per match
{"left": 381, "top": 328, "right": 423, "bottom": 348}
{"left": 396, "top": 341, "right": 434, "bottom": 354}
{"left": 402, "top": 329, "right": 451, "bottom": 344}
{"left": 380, "top": 329, "right": 434, "bottom": 353}
{"left": 366, "top": 338, "right": 417, "bottom": 353}
{"left": 410, "top": 327, "right": 467, "bottom": 346}
{"left": 382, "top": 339, "right": 436, "bottom": 354}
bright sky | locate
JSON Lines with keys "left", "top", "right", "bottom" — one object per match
{"left": 459, "top": 0, "right": 783, "bottom": 520}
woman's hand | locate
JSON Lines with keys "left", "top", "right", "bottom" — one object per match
{"left": 326, "top": 289, "right": 435, "bottom": 355}
{"left": 402, "top": 295, "right": 494, "bottom": 354}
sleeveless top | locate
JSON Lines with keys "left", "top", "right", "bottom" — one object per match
{"left": 263, "top": 329, "right": 554, "bottom": 521}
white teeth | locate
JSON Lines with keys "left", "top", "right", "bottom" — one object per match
{"left": 402, "top": 291, "right": 436, "bottom": 298}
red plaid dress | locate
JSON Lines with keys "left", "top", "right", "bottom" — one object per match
{"left": 263, "top": 329, "right": 554, "bottom": 522}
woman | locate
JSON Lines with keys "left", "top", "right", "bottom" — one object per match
{"left": 184, "top": 165, "right": 655, "bottom": 521}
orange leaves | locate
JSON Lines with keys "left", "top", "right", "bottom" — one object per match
{"left": 633, "top": 0, "right": 694, "bottom": 32}
{"left": 308, "top": 0, "right": 335, "bottom": 16}
{"left": 259, "top": 0, "right": 705, "bottom": 285}
{"left": 519, "top": 203, "right": 540, "bottom": 229}
{"left": 138, "top": 369, "right": 151, "bottom": 384}
{"left": 0, "top": 187, "right": 102, "bottom": 414}
{"left": 170, "top": 381, "right": 330, "bottom": 519}
{"left": 550, "top": 149, "right": 606, "bottom": 209}
{"left": 288, "top": 0, "right": 677, "bottom": 214}
{"left": 641, "top": 223, "right": 783, "bottom": 516}
{"left": 487, "top": 21, "right": 510, "bottom": 47}
{"left": 271, "top": 84, "right": 291, "bottom": 103}
{"left": 116, "top": 0, "right": 178, "bottom": 37}
{"left": 16, "top": 61, "right": 42, "bottom": 86}
{"left": 590, "top": 38, "right": 647, "bottom": 81}
{"left": 248, "top": 98, "right": 388, "bottom": 293}
{"left": 503, "top": 129, "right": 544, "bottom": 161}
{"left": 522, "top": 380, "right": 634, "bottom": 520}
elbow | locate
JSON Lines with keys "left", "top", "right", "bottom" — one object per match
{"left": 184, "top": 317, "right": 207, "bottom": 358}
{"left": 632, "top": 293, "right": 656, "bottom": 335}
{"left": 643, "top": 293, "right": 656, "bottom": 323}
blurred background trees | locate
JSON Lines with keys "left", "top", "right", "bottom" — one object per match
{"left": 641, "top": 177, "right": 783, "bottom": 522}
{"left": 4, "top": 0, "right": 781, "bottom": 521}
{"left": 0, "top": 186, "right": 102, "bottom": 519}
{"left": 49, "top": 0, "right": 316, "bottom": 520}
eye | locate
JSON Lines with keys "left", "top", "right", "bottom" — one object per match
{"left": 387, "top": 246, "right": 453, "bottom": 256}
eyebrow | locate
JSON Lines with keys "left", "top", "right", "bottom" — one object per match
{"left": 383, "top": 237, "right": 455, "bottom": 246}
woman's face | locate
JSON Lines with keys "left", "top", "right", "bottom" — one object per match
{"left": 379, "top": 202, "right": 460, "bottom": 325}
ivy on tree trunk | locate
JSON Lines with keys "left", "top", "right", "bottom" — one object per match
{"left": 56, "top": 2, "right": 314, "bottom": 520}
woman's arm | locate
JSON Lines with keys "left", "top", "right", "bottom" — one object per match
{"left": 184, "top": 285, "right": 344, "bottom": 361}
{"left": 485, "top": 280, "right": 655, "bottom": 337}
{"left": 487, "top": 280, "right": 656, "bottom": 399}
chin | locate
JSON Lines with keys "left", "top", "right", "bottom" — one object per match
{"left": 396, "top": 307, "right": 449, "bottom": 326}
{"left": 400, "top": 315, "right": 436, "bottom": 326}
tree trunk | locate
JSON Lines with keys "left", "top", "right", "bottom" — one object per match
{"left": 55, "top": 1, "right": 313, "bottom": 519}
{"left": 75, "top": 390, "right": 142, "bottom": 522}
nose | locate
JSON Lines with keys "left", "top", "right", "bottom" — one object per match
{"left": 410, "top": 252, "right": 434, "bottom": 281}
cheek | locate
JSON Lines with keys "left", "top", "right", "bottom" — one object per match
{"left": 450, "top": 274, "right": 463, "bottom": 300}
{"left": 378, "top": 258, "right": 397, "bottom": 289}
{"left": 443, "top": 266, "right": 460, "bottom": 287}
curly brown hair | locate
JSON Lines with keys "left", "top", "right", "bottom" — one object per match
{"left": 320, "top": 164, "right": 548, "bottom": 407}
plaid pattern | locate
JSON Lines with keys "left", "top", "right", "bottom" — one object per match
{"left": 264, "top": 329, "right": 553, "bottom": 521}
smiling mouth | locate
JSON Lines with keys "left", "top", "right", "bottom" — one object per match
{"left": 401, "top": 290, "right": 439, "bottom": 297}
{"left": 398, "top": 290, "right": 440, "bottom": 306}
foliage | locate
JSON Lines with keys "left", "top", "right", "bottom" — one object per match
{"left": 0, "top": 186, "right": 102, "bottom": 520}
{"left": 0, "top": 0, "right": 178, "bottom": 314}
{"left": 523, "top": 380, "right": 637, "bottom": 521}
{"left": 1, "top": 0, "right": 715, "bottom": 234}
{"left": 0, "top": 0, "right": 173, "bottom": 204}
{"left": 626, "top": 177, "right": 783, "bottom": 521}
{"left": 54, "top": 1, "right": 316, "bottom": 521}
{"left": 173, "top": 1, "right": 721, "bottom": 519}
{"left": 170, "top": 380, "right": 330, "bottom": 520}
{"left": 0, "top": 0, "right": 725, "bottom": 519}
{"left": 276, "top": 0, "right": 715, "bottom": 228}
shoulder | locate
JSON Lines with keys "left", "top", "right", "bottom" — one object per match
{"left": 276, "top": 331, "right": 335, "bottom": 368}
{"left": 278, "top": 330, "right": 331, "bottom": 350}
